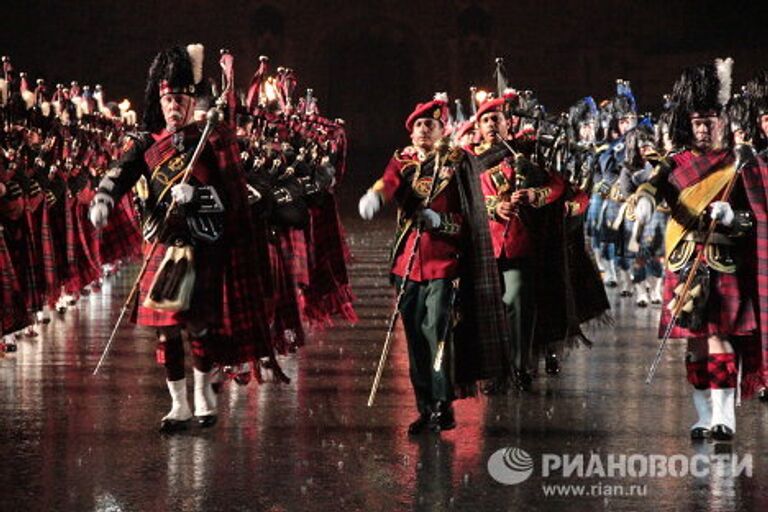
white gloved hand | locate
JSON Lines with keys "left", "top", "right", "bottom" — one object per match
{"left": 171, "top": 183, "right": 195, "bottom": 205}
{"left": 89, "top": 193, "right": 113, "bottom": 229}
{"left": 417, "top": 208, "right": 441, "bottom": 230}
{"left": 358, "top": 190, "right": 382, "bottom": 220}
{"left": 634, "top": 196, "right": 653, "bottom": 225}
{"left": 710, "top": 201, "right": 735, "bottom": 227}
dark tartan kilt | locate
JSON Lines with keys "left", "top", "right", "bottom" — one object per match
{"left": 285, "top": 228, "right": 310, "bottom": 288}
{"left": 64, "top": 203, "right": 101, "bottom": 293}
{"left": 100, "top": 195, "right": 142, "bottom": 264}
{"left": 659, "top": 267, "right": 757, "bottom": 339}
{"left": 268, "top": 238, "right": 305, "bottom": 353}
{"left": 26, "top": 206, "right": 48, "bottom": 301}
{"left": 641, "top": 211, "right": 667, "bottom": 257}
{"left": 49, "top": 200, "right": 70, "bottom": 285}
{"left": 39, "top": 203, "right": 62, "bottom": 306}
{"left": 133, "top": 241, "right": 224, "bottom": 328}
{"left": 1, "top": 230, "right": 30, "bottom": 334}
{"left": 5, "top": 217, "right": 43, "bottom": 312}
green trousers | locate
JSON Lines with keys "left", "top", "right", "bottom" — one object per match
{"left": 499, "top": 258, "right": 534, "bottom": 372}
{"left": 394, "top": 277, "right": 454, "bottom": 414}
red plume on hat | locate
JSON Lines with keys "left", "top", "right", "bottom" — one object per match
{"left": 405, "top": 92, "right": 449, "bottom": 132}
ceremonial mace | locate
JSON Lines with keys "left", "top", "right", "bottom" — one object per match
{"left": 645, "top": 144, "right": 757, "bottom": 384}
{"left": 367, "top": 140, "right": 449, "bottom": 406}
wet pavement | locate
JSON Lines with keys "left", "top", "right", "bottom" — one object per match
{"left": 2, "top": 215, "right": 768, "bottom": 512}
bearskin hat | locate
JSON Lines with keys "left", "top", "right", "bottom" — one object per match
{"left": 568, "top": 96, "right": 597, "bottom": 138}
{"left": 624, "top": 118, "right": 656, "bottom": 168}
{"left": 745, "top": 70, "right": 768, "bottom": 149}
{"left": 745, "top": 70, "right": 768, "bottom": 116}
{"left": 668, "top": 58, "right": 733, "bottom": 147}
{"left": 612, "top": 80, "right": 637, "bottom": 119}
{"left": 727, "top": 93, "right": 754, "bottom": 142}
{"left": 142, "top": 44, "right": 204, "bottom": 133}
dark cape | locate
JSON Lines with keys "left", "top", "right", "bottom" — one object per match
{"left": 452, "top": 148, "right": 510, "bottom": 392}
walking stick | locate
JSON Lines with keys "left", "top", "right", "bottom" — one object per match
{"left": 645, "top": 145, "right": 756, "bottom": 384}
{"left": 92, "top": 106, "right": 223, "bottom": 375}
{"left": 367, "top": 141, "right": 449, "bottom": 406}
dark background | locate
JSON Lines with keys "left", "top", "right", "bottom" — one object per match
{"left": 2, "top": 0, "right": 766, "bottom": 189}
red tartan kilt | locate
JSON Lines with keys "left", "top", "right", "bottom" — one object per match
{"left": 100, "top": 195, "right": 142, "bottom": 264}
{"left": 659, "top": 267, "right": 757, "bottom": 338}
{"left": 133, "top": 241, "right": 224, "bottom": 327}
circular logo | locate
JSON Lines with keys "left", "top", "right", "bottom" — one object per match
{"left": 487, "top": 447, "right": 534, "bottom": 485}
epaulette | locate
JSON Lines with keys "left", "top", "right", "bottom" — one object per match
{"left": 394, "top": 147, "right": 420, "bottom": 164}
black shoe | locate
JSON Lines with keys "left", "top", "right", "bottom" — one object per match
{"left": 196, "top": 415, "right": 217, "bottom": 428}
{"left": 710, "top": 424, "right": 734, "bottom": 441}
{"left": 408, "top": 414, "right": 431, "bottom": 435}
{"left": 159, "top": 418, "right": 191, "bottom": 433}
{"left": 758, "top": 388, "right": 768, "bottom": 402}
{"left": 690, "top": 427, "right": 710, "bottom": 440}
{"left": 545, "top": 353, "right": 560, "bottom": 376}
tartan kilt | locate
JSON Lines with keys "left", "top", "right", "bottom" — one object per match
{"left": 132, "top": 241, "right": 224, "bottom": 328}
{"left": 641, "top": 211, "right": 667, "bottom": 257}
{"left": 22, "top": 210, "right": 45, "bottom": 311}
{"left": 0, "top": 229, "right": 30, "bottom": 334}
{"left": 5, "top": 217, "right": 43, "bottom": 312}
{"left": 100, "top": 195, "right": 142, "bottom": 264}
{"left": 268, "top": 238, "right": 305, "bottom": 353}
{"left": 659, "top": 266, "right": 757, "bottom": 339}
{"left": 285, "top": 228, "right": 310, "bottom": 288}
{"left": 39, "top": 203, "right": 62, "bottom": 307}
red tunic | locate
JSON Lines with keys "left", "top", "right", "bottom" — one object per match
{"left": 478, "top": 157, "right": 565, "bottom": 260}
{"left": 371, "top": 148, "right": 464, "bottom": 282}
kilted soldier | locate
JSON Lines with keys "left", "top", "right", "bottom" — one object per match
{"left": 596, "top": 81, "right": 638, "bottom": 295}
{"left": 619, "top": 121, "right": 666, "bottom": 306}
{"left": 359, "top": 94, "right": 508, "bottom": 434}
{"left": 744, "top": 70, "right": 768, "bottom": 401}
{"left": 89, "top": 45, "right": 275, "bottom": 432}
{"left": 635, "top": 59, "right": 767, "bottom": 440}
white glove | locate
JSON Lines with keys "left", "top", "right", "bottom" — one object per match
{"left": 634, "top": 197, "right": 653, "bottom": 225}
{"left": 710, "top": 201, "right": 735, "bottom": 227}
{"left": 358, "top": 190, "right": 382, "bottom": 220}
{"left": 171, "top": 183, "right": 195, "bottom": 205}
{"left": 417, "top": 208, "right": 441, "bottom": 230}
{"left": 89, "top": 193, "right": 113, "bottom": 229}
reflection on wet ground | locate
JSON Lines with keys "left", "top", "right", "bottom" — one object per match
{"left": 1, "top": 216, "right": 767, "bottom": 511}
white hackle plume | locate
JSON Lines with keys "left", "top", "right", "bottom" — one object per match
{"left": 433, "top": 92, "right": 448, "bottom": 104}
{"left": 715, "top": 57, "right": 733, "bottom": 107}
{"left": 186, "top": 44, "right": 204, "bottom": 84}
